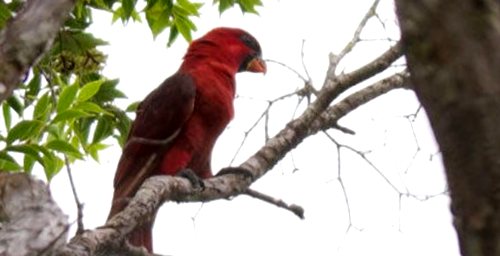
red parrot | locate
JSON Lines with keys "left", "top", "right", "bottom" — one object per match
{"left": 107, "top": 27, "right": 266, "bottom": 252}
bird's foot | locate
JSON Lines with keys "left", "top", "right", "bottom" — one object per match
{"left": 216, "top": 167, "right": 254, "bottom": 181}
{"left": 177, "top": 168, "right": 205, "bottom": 191}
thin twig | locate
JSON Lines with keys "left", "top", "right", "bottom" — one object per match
{"left": 325, "top": 132, "right": 355, "bottom": 229}
{"left": 229, "top": 90, "right": 304, "bottom": 165}
{"left": 265, "top": 59, "right": 308, "bottom": 82}
{"left": 331, "top": 123, "right": 356, "bottom": 135}
{"left": 243, "top": 188, "right": 304, "bottom": 219}
{"left": 300, "top": 39, "right": 312, "bottom": 83}
{"left": 64, "top": 156, "right": 84, "bottom": 235}
{"left": 328, "top": 0, "right": 381, "bottom": 77}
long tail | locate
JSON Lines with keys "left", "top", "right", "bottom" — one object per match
{"left": 108, "top": 148, "right": 160, "bottom": 252}
{"left": 128, "top": 222, "right": 153, "bottom": 252}
{"left": 108, "top": 177, "right": 155, "bottom": 252}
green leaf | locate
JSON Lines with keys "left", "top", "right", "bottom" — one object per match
{"left": 7, "top": 120, "right": 44, "bottom": 144}
{"left": 92, "top": 117, "right": 113, "bottom": 143}
{"left": 77, "top": 79, "right": 104, "bottom": 102}
{"left": 73, "top": 118, "right": 92, "bottom": 147}
{"left": 92, "top": 79, "right": 125, "bottom": 102}
{"left": 177, "top": 0, "right": 202, "bottom": 15}
{"left": 0, "top": 156, "right": 21, "bottom": 171}
{"left": 87, "top": 142, "right": 109, "bottom": 161}
{"left": 238, "top": 0, "right": 261, "bottom": 13}
{"left": 112, "top": 109, "right": 132, "bottom": 147}
{"left": 74, "top": 101, "right": 111, "bottom": 115}
{"left": 74, "top": 0, "right": 85, "bottom": 19}
{"left": 33, "top": 93, "right": 51, "bottom": 121}
{"left": 46, "top": 139, "right": 84, "bottom": 159}
{"left": 23, "top": 154, "right": 36, "bottom": 174}
{"left": 25, "top": 71, "right": 41, "bottom": 105}
{"left": 46, "top": 124, "right": 63, "bottom": 139}
{"left": 112, "top": 6, "right": 124, "bottom": 23}
{"left": 126, "top": 101, "right": 140, "bottom": 112}
{"left": 42, "top": 152, "right": 64, "bottom": 181}
{"left": 0, "top": 2, "right": 12, "bottom": 29}
{"left": 167, "top": 25, "right": 179, "bottom": 47}
{"left": 90, "top": 0, "right": 112, "bottom": 10}
{"left": 145, "top": 0, "right": 173, "bottom": 38}
{"left": 2, "top": 103, "right": 11, "bottom": 131}
{"left": 6, "top": 144, "right": 44, "bottom": 165}
{"left": 122, "top": 0, "right": 137, "bottom": 20}
{"left": 130, "top": 9, "right": 142, "bottom": 21}
{"left": 216, "top": 0, "right": 234, "bottom": 13}
{"left": 7, "top": 95, "right": 24, "bottom": 116}
{"left": 173, "top": 15, "right": 194, "bottom": 42}
{"left": 96, "top": 0, "right": 117, "bottom": 9}
{"left": 57, "top": 31, "right": 108, "bottom": 55}
{"left": 57, "top": 83, "right": 79, "bottom": 113}
{"left": 144, "top": 0, "right": 159, "bottom": 10}
{"left": 52, "top": 109, "right": 92, "bottom": 123}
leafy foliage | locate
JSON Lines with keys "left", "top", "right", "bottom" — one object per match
{"left": 214, "top": 0, "right": 262, "bottom": 14}
{"left": 0, "top": 0, "right": 262, "bottom": 180}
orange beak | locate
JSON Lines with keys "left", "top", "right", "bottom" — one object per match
{"left": 246, "top": 57, "right": 267, "bottom": 74}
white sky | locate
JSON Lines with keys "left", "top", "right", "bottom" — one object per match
{"left": 47, "top": 1, "right": 460, "bottom": 255}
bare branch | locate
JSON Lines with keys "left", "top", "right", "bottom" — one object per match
{"left": 266, "top": 59, "right": 308, "bottom": 83}
{"left": 64, "top": 156, "right": 85, "bottom": 235}
{"left": 309, "top": 71, "right": 410, "bottom": 134}
{"left": 328, "top": 0, "right": 381, "bottom": 76}
{"left": 244, "top": 188, "right": 304, "bottom": 219}
{"left": 300, "top": 39, "right": 313, "bottom": 83}
{"left": 0, "top": 0, "right": 75, "bottom": 102}
{"left": 325, "top": 132, "right": 358, "bottom": 232}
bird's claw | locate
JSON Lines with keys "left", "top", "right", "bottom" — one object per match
{"left": 216, "top": 167, "right": 254, "bottom": 181}
{"left": 177, "top": 168, "right": 205, "bottom": 191}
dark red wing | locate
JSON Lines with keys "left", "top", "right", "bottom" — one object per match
{"left": 109, "top": 72, "right": 195, "bottom": 217}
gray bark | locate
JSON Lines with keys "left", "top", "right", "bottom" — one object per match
{"left": 0, "top": 173, "right": 68, "bottom": 256}
{"left": 0, "top": 0, "right": 75, "bottom": 102}
{"left": 396, "top": 1, "right": 500, "bottom": 255}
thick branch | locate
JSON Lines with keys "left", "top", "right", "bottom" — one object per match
{"left": 309, "top": 71, "right": 410, "bottom": 134}
{"left": 0, "top": 173, "right": 68, "bottom": 256}
{"left": 0, "top": 0, "right": 75, "bottom": 102}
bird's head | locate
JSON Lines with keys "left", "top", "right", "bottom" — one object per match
{"left": 184, "top": 27, "right": 266, "bottom": 74}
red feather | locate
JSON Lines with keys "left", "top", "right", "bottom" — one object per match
{"left": 107, "top": 27, "right": 266, "bottom": 252}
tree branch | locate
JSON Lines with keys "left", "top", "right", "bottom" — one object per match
{"left": 0, "top": 173, "right": 69, "bottom": 256}
{"left": 328, "top": 0, "right": 381, "bottom": 76}
{"left": 244, "top": 188, "right": 305, "bottom": 219}
{"left": 0, "top": 0, "right": 75, "bottom": 102}
{"left": 309, "top": 70, "right": 410, "bottom": 134}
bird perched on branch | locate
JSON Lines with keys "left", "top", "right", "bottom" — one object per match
{"left": 107, "top": 27, "right": 266, "bottom": 252}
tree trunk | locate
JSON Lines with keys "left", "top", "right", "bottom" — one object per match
{"left": 396, "top": 1, "right": 500, "bottom": 255}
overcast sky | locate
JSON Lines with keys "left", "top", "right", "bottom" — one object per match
{"left": 47, "top": 1, "right": 460, "bottom": 255}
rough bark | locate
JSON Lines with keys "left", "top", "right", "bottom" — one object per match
{"left": 0, "top": 173, "right": 69, "bottom": 256}
{"left": 0, "top": 0, "right": 75, "bottom": 102}
{"left": 396, "top": 1, "right": 500, "bottom": 255}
